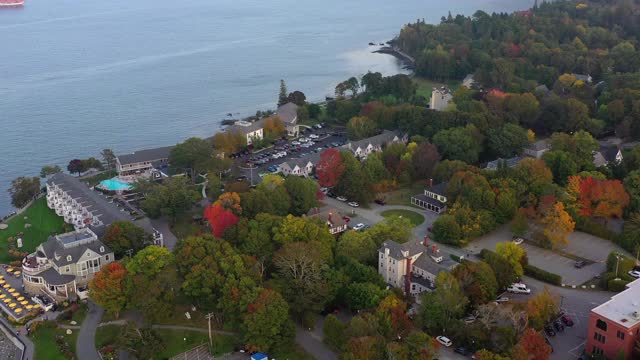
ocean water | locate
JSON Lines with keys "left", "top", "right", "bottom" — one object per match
{"left": 0, "top": 0, "right": 533, "bottom": 215}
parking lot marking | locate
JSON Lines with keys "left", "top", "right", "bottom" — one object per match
{"left": 568, "top": 341, "right": 585, "bottom": 359}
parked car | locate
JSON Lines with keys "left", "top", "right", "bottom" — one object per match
{"left": 553, "top": 320, "right": 565, "bottom": 332}
{"left": 374, "top": 199, "right": 386, "bottom": 205}
{"left": 342, "top": 216, "right": 351, "bottom": 223}
{"left": 495, "top": 296, "right": 510, "bottom": 303}
{"left": 353, "top": 223, "right": 366, "bottom": 231}
{"left": 309, "top": 134, "right": 319, "bottom": 139}
{"left": 320, "top": 187, "right": 329, "bottom": 194}
{"left": 561, "top": 314, "right": 574, "bottom": 327}
{"left": 436, "top": 336, "right": 452, "bottom": 347}
{"left": 454, "top": 347, "right": 472, "bottom": 356}
{"left": 336, "top": 196, "right": 347, "bottom": 201}
{"left": 512, "top": 237, "right": 524, "bottom": 245}
{"left": 544, "top": 324, "right": 556, "bottom": 337}
{"left": 236, "top": 175, "right": 247, "bottom": 181}
{"left": 267, "top": 166, "right": 278, "bottom": 173}
{"left": 348, "top": 202, "right": 359, "bottom": 207}
{"left": 463, "top": 315, "right": 476, "bottom": 324}
{"left": 628, "top": 270, "right": 640, "bottom": 278}
{"left": 326, "top": 192, "right": 336, "bottom": 198}
{"left": 292, "top": 141, "right": 300, "bottom": 145}
{"left": 574, "top": 260, "right": 587, "bottom": 268}
{"left": 507, "top": 283, "right": 531, "bottom": 294}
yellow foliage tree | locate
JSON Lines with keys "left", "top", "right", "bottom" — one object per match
{"left": 264, "top": 116, "right": 285, "bottom": 136}
{"left": 540, "top": 201, "right": 575, "bottom": 248}
{"left": 525, "top": 287, "right": 559, "bottom": 329}
{"left": 527, "top": 129, "right": 535, "bottom": 143}
{"left": 213, "top": 192, "right": 242, "bottom": 215}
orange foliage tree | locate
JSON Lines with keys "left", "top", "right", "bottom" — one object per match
{"left": 518, "top": 328, "right": 552, "bottom": 360}
{"left": 213, "top": 192, "right": 242, "bottom": 215}
{"left": 89, "top": 262, "right": 128, "bottom": 317}
{"left": 578, "top": 177, "right": 630, "bottom": 220}
{"left": 264, "top": 116, "right": 285, "bottom": 136}
{"left": 316, "top": 149, "right": 345, "bottom": 188}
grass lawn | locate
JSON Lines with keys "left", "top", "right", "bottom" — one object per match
{"left": 382, "top": 181, "right": 427, "bottom": 207}
{"left": 32, "top": 322, "right": 78, "bottom": 360}
{"left": 0, "top": 197, "right": 66, "bottom": 263}
{"left": 272, "top": 344, "right": 315, "bottom": 360}
{"left": 95, "top": 324, "right": 122, "bottom": 350}
{"left": 381, "top": 209, "right": 425, "bottom": 227}
{"left": 413, "top": 76, "right": 462, "bottom": 100}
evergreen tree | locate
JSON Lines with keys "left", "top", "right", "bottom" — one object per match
{"left": 278, "top": 79, "right": 288, "bottom": 106}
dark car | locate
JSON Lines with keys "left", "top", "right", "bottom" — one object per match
{"left": 326, "top": 192, "right": 336, "bottom": 198}
{"left": 454, "top": 347, "right": 472, "bottom": 356}
{"left": 374, "top": 199, "right": 386, "bottom": 205}
{"left": 561, "top": 314, "right": 574, "bottom": 327}
{"left": 553, "top": 320, "right": 564, "bottom": 332}
{"left": 574, "top": 260, "right": 587, "bottom": 268}
{"left": 544, "top": 325, "right": 556, "bottom": 337}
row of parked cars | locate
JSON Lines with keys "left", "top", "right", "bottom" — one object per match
{"left": 544, "top": 312, "right": 574, "bottom": 337}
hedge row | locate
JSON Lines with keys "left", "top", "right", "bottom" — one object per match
{"left": 607, "top": 278, "right": 629, "bottom": 292}
{"left": 524, "top": 264, "right": 562, "bottom": 286}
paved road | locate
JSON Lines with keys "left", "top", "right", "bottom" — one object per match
{"left": 77, "top": 301, "right": 104, "bottom": 360}
{"left": 295, "top": 322, "right": 337, "bottom": 360}
{"left": 150, "top": 217, "right": 178, "bottom": 251}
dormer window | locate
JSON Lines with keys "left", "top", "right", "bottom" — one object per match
{"left": 67, "top": 255, "right": 72, "bottom": 262}
{"left": 100, "top": 246, "right": 105, "bottom": 253}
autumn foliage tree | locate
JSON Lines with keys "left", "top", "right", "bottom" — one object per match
{"left": 263, "top": 116, "right": 285, "bottom": 136}
{"left": 213, "top": 192, "right": 243, "bottom": 215}
{"left": 204, "top": 203, "right": 239, "bottom": 237}
{"left": 316, "top": 149, "right": 345, "bottom": 188}
{"left": 517, "top": 328, "right": 552, "bottom": 360}
{"left": 536, "top": 197, "right": 575, "bottom": 249}
{"left": 89, "top": 262, "right": 128, "bottom": 318}
{"left": 577, "top": 177, "right": 630, "bottom": 221}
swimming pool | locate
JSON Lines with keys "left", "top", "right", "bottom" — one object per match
{"left": 98, "top": 178, "right": 133, "bottom": 191}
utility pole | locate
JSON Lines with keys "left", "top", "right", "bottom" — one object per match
{"left": 205, "top": 312, "right": 215, "bottom": 349}
{"left": 250, "top": 164, "right": 254, "bottom": 187}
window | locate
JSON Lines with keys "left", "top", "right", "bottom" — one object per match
{"left": 593, "top": 332, "right": 606, "bottom": 344}
{"left": 596, "top": 319, "right": 608, "bottom": 331}
{"left": 66, "top": 255, "right": 72, "bottom": 262}
{"left": 100, "top": 246, "right": 105, "bottom": 253}
{"left": 106, "top": 255, "right": 110, "bottom": 261}
{"left": 65, "top": 266, "right": 70, "bottom": 273}
{"left": 617, "top": 330, "right": 625, "bottom": 340}
{"left": 592, "top": 346, "right": 603, "bottom": 356}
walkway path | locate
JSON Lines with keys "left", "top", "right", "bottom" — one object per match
{"left": 150, "top": 217, "right": 178, "bottom": 251}
{"left": 76, "top": 301, "right": 103, "bottom": 360}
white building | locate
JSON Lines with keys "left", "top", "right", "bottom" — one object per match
{"left": 341, "top": 130, "right": 407, "bottom": 159}
{"left": 524, "top": 139, "right": 551, "bottom": 159}
{"left": 22, "top": 228, "right": 114, "bottom": 302}
{"left": 279, "top": 152, "right": 320, "bottom": 177}
{"left": 378, "top": 239, "right": 457, "bottom": 296}
{"left": 276, "top": 102, "right": 299, "bottom": 137}
{"left": 593, "top": 146, "right": 623, "bottom": 168}
{"left": 116, "top": 145, "right": 173, "bottom": 181}
{"left": 228, "top": 120, "right": 264, "bottom": 145}
{"left": 411, "top": 181, "right": 448, "bottom": 214}
{"left": 307, "top": 207, "right": 348, "bottom": 235}
{"left": 46, "top": 173, "right": 163, "bottom": 244}
{"left": 430, "top": 87, "right": 453, "bottom": 111}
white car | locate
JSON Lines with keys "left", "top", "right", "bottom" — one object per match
{"left": 320, "top": 187, "right": 329, "bottom": 194}
{"left": 309, "top": 134, "right": 319, "bottom": 139}
{"left": 495, "top": 296, "right": 510, "bottom": 303}
{"left": 278, "top": 151, "right": 287, "bottom": 157}
{"left": 507, "top": 283, "right": 530, "bottom": 294}
{"left": 299, "top": 137, "right": 308, "bottom": 142}
{"left": 436, "top": 336, "right": 452, "bottom": 347}
{"left": 628, "top": 270, "right": 640, "bottom": 278}
{"left": 336, "top": 196, "right": 347, "bottom": 202}
{"left": 512, "top": 237, "right": 524, "bottom": 245}
{"left": 353, "top": 223, "right": 366, "bottom": 231}
{"left": 292, "top": 141, "right": 300, "bottom": 145}
{"left": 348, "top": 201, "right": 359, "bottom": 207}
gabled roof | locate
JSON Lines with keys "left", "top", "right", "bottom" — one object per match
{"left": 40, "top": 229, "right": 112, "bottom": 267}
{"left": 344, "top": 130, "right": 404, "bottom": 153}
{"left": 117, "top": 146, "right": 173, "bottom": 166}
{"left": 276, "top": 103, "right": 298, "bottom": 125}
{"left": 600, "top": 146, "right": 621, "bottom": 162}
{"left": 485, "top": 157, "right": 522, "bottom": 170}
{"left": 227, "top": 119, "right": 265, "bottom": 135}
{"left": 307, "top": 207, "right": 347, "bottom": 229}
{"left": 379, "top": 239, "right": 427, "bottom": 260}
{"left": 527, "top": 139, "right": 550, "bottom": 152}
{"left": 282, "top": 151, "right": 321, "bottom": 170}
{"left": 413, "top": 253, "right": 446, "bottom": 276}
{"left": 425, "top": 182, "right": 447, "bottom": 197}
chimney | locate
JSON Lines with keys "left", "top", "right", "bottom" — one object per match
{"left": 432, "top": 244, "right": 437, "bottom": 254}
{"left": 429, "top": 178, "right": 433, "bottom": 188}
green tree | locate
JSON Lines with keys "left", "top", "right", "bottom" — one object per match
{"left": 8, "top": 176, "right": 40, "bottom": 208}
{"left": 336, "top": 230, "right": 377, "bottom": 264}
{"left": 335, "top": 152, "right": 374, "bottom": 204}
{"left": 242, "top": 289, "right": 294, "bottom": 352}
{"left": 362, "top": 153, "right": 391, "bottom": 183}
{"left": 624, "top": 171, "right": 640, "bottom": 213}
{"left": 503, "top": 93, "right": 540, "bottom": 127}
{"left": 39, "top": 165, "right": 61, "bottom": 178}
{"left": 126, "top": 246, "right": 177, "bottom": 323}
{"left": 483, "top": 250, "right": 518, "bottom": 290}
{"left": 345, "top": 282, "right": 386, "bottom": 311}
{"left": 487, "top": 124, "right": 529, "bottom": 158}
{"left": 278, "top": 79, "right": 288, "bottom": 106}
{"left": 139, "top": 177, "right": 199, "bottom": 222}
{"left": 101, "top": 149, "right": 116, "bottom": 171}
{"left": 431, "top": 214, "right": 462, "bottom": 245}
{"left": 542, "top": 150, "right": 578, "bottom": 185}
{"left": 283, "top": 176, "right": 318, "bottom": 216}
{"left": 495, "top": 241, "right": 525, "bottom": 277}
{"left": 323, "top": 314, "right": 346, "bottom": 350}
{"left": 346, "top": 116, "right": 378, "bottom": 140}
{"left": 417, "top": 272, "right": 467, "bottom": 333}
{"left": 433, "top": 125, "right": 483, "bottom": 164}
{"left": 102, "top": 221, "right": 152, "bottom": 258}
{"left": 273, "top": 215, "right": 335, "bottom": 261}
{"left": 452, "top": 261, "right": 498, "bottom": 305}
{"left": 170, "top": 137, "right": 228, "bottom": 177}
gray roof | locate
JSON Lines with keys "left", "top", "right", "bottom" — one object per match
{"left": 426, "top": 182, "right": 447, "bottom": 197}
{"left": 47, "top": 173, "right": 139, "bottom": 236}
{"left": 286, "top": 151, "right": 321, "bottom": 169}
{"left": 344, "top": 130, "right": 404, "bottom": 153}
{"left": 276, "top": 103, "right": 299, "bottom": 124}
{"left": 307, "top": 207, "right": 347, "bottom": 229}
{"left": 412, "top": 193, "right": 445, "bottom": 208}
{"left": 528, "top": 139, "right": 550, "bottom": 152}
{"left": 40, "top": 231, "right": 112, "bottom": 267}
{"left": 600, "top": 146, "right": 621, "bottom": 162}
{"left": 410, "top": 274, "right": 435, "bottom": 290}
{"left": 572, "top": 73, "right": 591, "bottom": 82}
{"left": 228, "top": 119, "right": 265, "bottom": 135}
{"left": 117, "top": 145, "right": 173, "bottom": 166}
{"left": 485, "top": 157, "right": 522, "bottom": 170}
{"left": 412, "top": 253, "right": 447, "bottom": 277}
{"left": 380, "top": 239, "right": 428, "bottom": 260}
{"left": 39, "top": 268, "right": 76, "bottom": 286}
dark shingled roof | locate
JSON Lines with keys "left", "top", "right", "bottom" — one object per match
{"left": 39, "top": 268, "right": 76, "bottom": 286}
{"left": 380, "top": 239, "right": 427, "bottom": 260}
{"left": 528, "top": 139, "right": 550, "bottom": 152}
{"left": 345, "top": 130, "right": 404, "bottom": 153}
{"left": 412, "top": 254, "right": 446, "bottom": 277}
{"left": 600, "top": 146, "right": 621, "bottom": 162}
{"left": 412, "top": 194, "right": 445, "bottom": 208}
{"left": 40, "top": 230, "right": 113, "bottom": 267}
{"left": 425, "top": 182, "right": 448, "bottom": 197}
{"left": 117, "top": 146, "right": 173, "bottom": 166}
{"left": 276, "top": 103, "right": 299, "bottom": 125}
{"left": 47, "top": 173, "right": 140, "bottom": 236}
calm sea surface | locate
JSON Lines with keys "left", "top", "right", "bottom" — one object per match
{"left": 0, "top": 0, "right": 532, "bottom": 215}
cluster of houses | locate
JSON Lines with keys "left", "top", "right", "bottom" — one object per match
{"left": 226, "top": 102, "right": 300, "bottom": 145}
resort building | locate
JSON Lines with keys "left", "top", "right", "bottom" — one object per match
{"left": 307, "top": 208, "right": 348, "bottom": 235}
{"left": 585, "top": 279, "right": 640, "bottom": 359}
{"left": 524, "top": 139, "right": 551, "bottom": 159}
{"left": 411, "top": 181, "right": 447, "bottom": 214}
{"left": 276, "top": 102, "right": 299, "bottom": 137}
{"left": 279, "top": 152, "right": 320, "bottom": 177}
{"left": 485, "top": 156, "right": 522, "bottom": 171}
{"left": 228, "top": 120, "right": 264, "bottom": 145}
{"left": 593, "top": 146, "right": 623, "bottom": 168}
{"left": 378, "top": 238, "right": 457, "bottom": 296}
{"left": 46, "top": 173, "right": 163, "bottom": 244}
{"left": 341, "top": 130, "right": 407, "bottom": 159}
{"left": 21, "top": 228, "right": 114, "bottom": 302}
{"left": 429, "top": 87, "right": 453, "bottom": 111}
{"left": 116, "top": 145, "right": 173, "bottom": 181}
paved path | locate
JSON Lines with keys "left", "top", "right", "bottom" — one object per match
{"left": 295, "top": 324, "right": 337, "bottom": 360}
{"left": 150, "top": 217, "right": 178, "bottom": 251}
{"left": 76, "top": 301, "right": 103, "bottom": 360}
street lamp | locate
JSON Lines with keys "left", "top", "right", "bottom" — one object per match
{"left": 615, "top": 254, "right": 621, "bottom": 280}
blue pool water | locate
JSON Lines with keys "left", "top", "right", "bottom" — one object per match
{"left": 99, "top": 178, "right": 132, "bottom": 191}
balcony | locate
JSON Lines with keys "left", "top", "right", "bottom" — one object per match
{"left": 22, "top": 255, "right": 51, "bottom": 275}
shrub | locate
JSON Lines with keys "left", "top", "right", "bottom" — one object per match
{"left": 607, "top": 278, "right": 629, "bottom": 292}
{"left": 524, "top": 265, "right": 562, "bottom": 286}
{"left": 576, "top": 217, "right": 615, "bottom": 240}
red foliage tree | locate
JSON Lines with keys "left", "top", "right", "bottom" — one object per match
{"left": 204, "top": 203, "right": 239, "bottom": 237}
{"left": 578, "top": 177, "right": 630, "bottom": 220}
{"left": 517, "top": 328, "right": 552, "bottom": 360}
{"left": 316, "top": 149, "right": 344, "bottom": 188}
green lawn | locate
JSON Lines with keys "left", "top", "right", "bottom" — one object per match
{"left": 0, "top": 197, "right": 66, "bottom": 263}
{"left": 381, "top": 181, "right": 427, "bottom": 207}
{"left": 95, "top": 324, "right": 122, "bottom": 350}
{"left": 413, "top": 76, "right": 461, "bottom": 101}
{"left": 381, "top": 209, "right": 425, "bottom": 227}
{"left": 32, "top": 322, "right": 77, "bottom": 360}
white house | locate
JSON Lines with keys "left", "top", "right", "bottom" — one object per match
{"left": 228, "top": 120, "right": 264, "bottom": 145}
{"left": 277, "top": 102, "right": 299, "bottom": 137}
{"left": 307, "top": 208, "right": 348, "bottom": 235}
{"left": 341, "top": 130, "right": 407, "bottom": 159}
{"left": 116, "top": 145, "right": 173, "bottom": 181}
{"left": 430, "top": 87, "right": 453, "bottom": 111}
{"left": 524, "top": 139, "right": 550, "bottom": 159}
{"left": 378, "top": 239, "right": 457, "bottom": 296}
{"left": 411, "top": 181, "right": 447, "bottom": 214}
{"left": 279, "top": 152, "right": 321, "bottom": 177}
{"left": 21, "top": 228, "right": 114, "bottom": 302}
{"left": 594, "top": 146, "right": 623, "bottom": 167}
